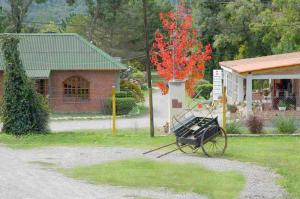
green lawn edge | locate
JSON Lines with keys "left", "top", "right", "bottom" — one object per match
{"left": 61, "top": 158, "right": 245, "bottom": 199}
{"left": 0, "top": 130, "right": 299, "bottom": 198}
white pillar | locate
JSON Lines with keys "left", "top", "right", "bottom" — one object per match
{"left": 237, "top": 76, "right": 244, "bottom": 103}
{"left": 246, "top": 75, "right": 253, "bottom": 114}
{"left": 168, "top": 80, "right": 185, "bottom": 131}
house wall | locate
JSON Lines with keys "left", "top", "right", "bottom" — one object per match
{"left": 50, "top": 70, "right": 118, "bottom": 113}
{"left": 0, "top": 70, "right": 119, "bottom": 113}
{"left": 223, "top": 70, "right": 244, "bottom": 104}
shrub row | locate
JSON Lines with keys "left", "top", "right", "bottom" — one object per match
{"left": 115, "top": 91, "right": 134, "bottom": 98}
{"left": 226, "top": 115, "right": 298, "bottom": 134}
{"left": 104, "top": 97, "right": 136, "bottom": 115}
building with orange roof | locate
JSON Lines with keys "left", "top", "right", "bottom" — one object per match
{"left": 219, "top": 52, "right": 300, "bottom": 116}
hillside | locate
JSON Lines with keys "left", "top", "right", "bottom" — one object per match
{"left": 0, "top": 0, "right": 87, "bottom": 23}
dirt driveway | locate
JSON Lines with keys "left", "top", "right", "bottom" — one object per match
{"left": 0, "top": 146, "right": 286, "bottom": 199}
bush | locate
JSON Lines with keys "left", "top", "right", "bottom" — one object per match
{"left": 227, "top": 104, "right": 238, "bottom": 113}
{"left": 273, "top": 116, "right": 297, "bottom": 134}
{"left": 120, "top": 80, "right": 144, "bottom": 102}
{"left": 195, "top": 83, "right": 213, "bottom": 100}
{"left": 115, "top": 91, "right": 133, "bottom": 98}
{"left": 104, "top": 97, "right": 137, "bottom": 115}
{"left": 126, "top": 60, "right": 144, "bottom": 71}
{"left": 246, "top": 115, "right": 264, "bottom": 134}
{"left": 1, "top": 35, "right": 49, "bottom": 135}
{"left": 131, "top": 70, "right": 144, "bottom": 79}
{"left": 197, "top": 79, "right": 210, "bottom": 85}
{"left": 141, "top": 84, "right": 148, "bottom": 91}
{"left": 226, "top": 121, "right": 242, "bottom": 134}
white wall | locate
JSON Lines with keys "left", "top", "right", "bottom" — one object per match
{"left": 222, "top": 69, "right": 245, "bottom": 104}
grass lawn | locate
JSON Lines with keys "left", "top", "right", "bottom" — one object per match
{"left": 61, "top": 158, "right": 245, "bottom": 199}
{"left": 227, "top": 136, "right": 300, "bottom": 199}
{"left": 0, "top": 129, "right": 174, "bottom": 149}
{"left": 0, "top": 130, "right": 300, "bottom": 198}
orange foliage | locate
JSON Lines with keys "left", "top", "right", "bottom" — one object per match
{"left": 156, "top": 82, "right": 169, "bottom": 95}
{"left": 150, "top": 4, "right": 212, "bottom": 96}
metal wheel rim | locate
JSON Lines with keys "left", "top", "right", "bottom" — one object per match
{"left": 201, "top": 126, "right": 227, "bottom": 157}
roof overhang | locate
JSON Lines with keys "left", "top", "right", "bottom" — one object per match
{"left": 219, "top": 52, "right": 300, "bottom": 75}
{"left": 26, "top": 70, "right": 50, "bottom": 79}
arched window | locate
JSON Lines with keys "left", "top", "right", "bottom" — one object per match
{"left": 63, "top": 76, "right": 89, "bottom": 101}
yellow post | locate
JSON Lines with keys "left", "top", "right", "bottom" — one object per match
{"left": 222, "top": 86, "right": 227, "bottom": 131}
{"left": 112, "top": 86, "right": 117, "bottom": 136}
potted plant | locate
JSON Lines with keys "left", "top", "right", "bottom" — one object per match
{"left": 278, "top": 100, "right": 286, "bottom": 111}
{"left": 263, "top": 89, "right": 270, "bottom": 97}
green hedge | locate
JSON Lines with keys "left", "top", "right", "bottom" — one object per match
{"left": 195, "top": 83, "right": 213, "bottom": 100}
{"left": 104, "top": 97, "right": 137, "bottom": 115}
{"left": 115, "top": 91, "right": 134, "bottom": 98}
{"left": 120, "top": 80, "right": 144, "bottom": 102}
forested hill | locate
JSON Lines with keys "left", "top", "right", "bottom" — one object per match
{"left": 0, "top": 0, "right": 87, "bottom": 22}
{"left": 1, "top": 0, "right": 299, "bottom": 80}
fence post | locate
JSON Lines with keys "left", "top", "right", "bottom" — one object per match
{"left": 222, "top": 86, "right": 227, "bottom": 131}
{"left": 112, "top": 86, "right": 117, "bottom": 136}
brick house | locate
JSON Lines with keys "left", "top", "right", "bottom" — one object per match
{"left": 0, "top": 33, "right": 125, "bottom": 112}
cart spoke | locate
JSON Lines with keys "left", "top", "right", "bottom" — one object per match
{"left": 201, "top": 126, "right": 227, "bottom": 157}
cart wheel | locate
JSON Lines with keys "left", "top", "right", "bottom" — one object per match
{"left": 201, "top": 126, "right": 227, "bottom": 157}
{"left": 176, "top": 140, "right": 198, "bottom": 154}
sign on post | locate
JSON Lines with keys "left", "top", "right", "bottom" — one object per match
{"left": 213, "top": 70, "right": 223, "bottom": 101}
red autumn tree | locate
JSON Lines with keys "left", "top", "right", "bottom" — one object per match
{"left": 150, "top": 5, "right": 212, "bottom": 96}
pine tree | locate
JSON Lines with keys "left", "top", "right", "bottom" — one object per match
{"left": 1, "top": 35, "right": 49, "bottom": 135}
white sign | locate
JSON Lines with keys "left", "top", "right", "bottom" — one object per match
{"left": 213, "top": 70, "right": 223, "bottom": 100}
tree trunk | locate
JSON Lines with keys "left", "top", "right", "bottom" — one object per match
{"left": 142, "top": 0, "right": 155, "bottom": 137}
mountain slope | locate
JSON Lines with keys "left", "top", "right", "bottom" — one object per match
{"left": 0, "top": 0, "right": 87, "bottom": 23}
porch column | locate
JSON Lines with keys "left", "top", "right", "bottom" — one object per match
{"left": 237, "top": 76, "right": 244, "bottom": 103}
{"left": 246, "top": 74, "right": 253, "bottom": 114}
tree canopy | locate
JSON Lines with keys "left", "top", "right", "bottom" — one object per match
{"left": 151, "top": 4, "right": 212, "bottom": 96}
{"left": 0, "top": 0, "right": 299, "bottom": 80}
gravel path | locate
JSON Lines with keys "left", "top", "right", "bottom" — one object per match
{"left": 0, "top": 146, "right": 287, "bottom": 199}
{"left": 0, "top": 146, "right": 203, "bottom": 199}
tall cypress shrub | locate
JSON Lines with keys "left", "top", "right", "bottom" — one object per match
{"left": 1, "top": 35, "right": 49, "bottom": 135}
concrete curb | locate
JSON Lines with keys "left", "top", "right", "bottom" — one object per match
{"left": 50, "top": 105, "right": 148, "bottom": 121}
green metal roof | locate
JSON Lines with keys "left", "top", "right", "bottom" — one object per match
{"left": 0, "top": 33, "right": 126, "bottom": 77}
{"left": 26, "top": 70, "right": 50, "bottom": 78}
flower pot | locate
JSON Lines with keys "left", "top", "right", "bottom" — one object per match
{"left": 278, "top": 106, "right": 286, "bottom": 111}
{"left": 263, "top": 90, "right": 269, "bottom": 97}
